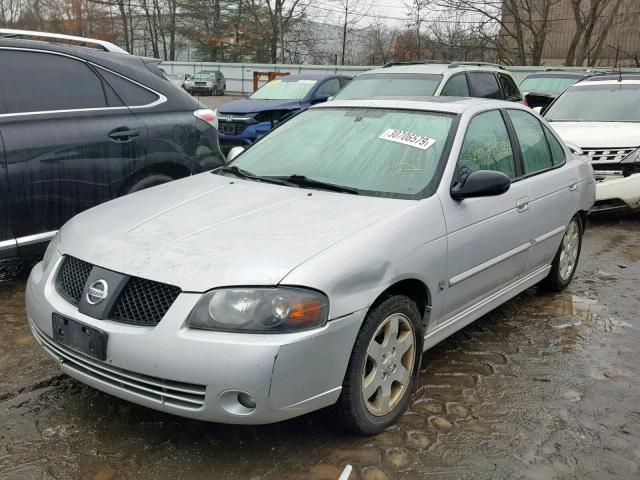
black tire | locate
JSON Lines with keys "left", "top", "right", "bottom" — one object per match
{"left": 540, "top": 214, "right": 583, "bottom": 292}
{"left": 121, "top": 173, "right": 175, "bottom": 195}
{"left": 211, "top": 87, "right": 217, "bottom": 96}
{"left": 337, "top": 295, "right": 423, "bottom": 435}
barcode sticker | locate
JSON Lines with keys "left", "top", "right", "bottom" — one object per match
{"left": 379, "top": 129, "right": 436, "bottom": 150}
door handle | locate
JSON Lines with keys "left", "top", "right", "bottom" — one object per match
{"left": 516, "top": 197, "right": 529, "bottom": 213}
{"left": 568, "top": 178, "right": 578, "bottom": 192}
{"left": 108, "top": 128, "right": 141, "bottom": 142}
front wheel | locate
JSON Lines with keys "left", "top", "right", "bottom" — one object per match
{"left": 338, "top": 295, "right": 422, "bottom": 434}
{"left": 540, "top": 214, "right": 583, "bottom": 292}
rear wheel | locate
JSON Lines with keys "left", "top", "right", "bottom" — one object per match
{"left": 338, "top": 295, "right": 422, "bottom": 434}
{"left": 121, "top": 173, "right": 175, "bottom": 195}
{"left": 540, "top": 214, "right": 583, "bottom": 291}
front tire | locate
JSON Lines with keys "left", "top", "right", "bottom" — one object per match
{"left": 121, "top": 173, "right": 175, "bottom": 195}
{"left": 338, "top": 295, "right": 422, "bottom": 434}
{"left": 540, "top": 214, "right": 583, "bottom": 292}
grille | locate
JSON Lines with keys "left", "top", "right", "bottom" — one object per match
{"left": 110, "top": 277, "right": 181, "bottom": 326}
{"left": 56, "top": 256, "right": 92, "bottom": 306}
{"left": 583, "top": 147, "right": 635, "bottom": 163}
{"left": 219, "top": 120, "right": 248, "bottom": 135}
{"left": 32, "top": 323, "right": 206, "bottom": 410}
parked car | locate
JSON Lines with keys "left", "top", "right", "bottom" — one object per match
{"left": 0, "top": 29, "right": 225, "bottom": 262}
{"left": 519, "top": 69, "right": 597, "bottom": 110}
{"left": 27, "top": 97, "right": 594, "bottom": 434}
{"left": 332, "top": 61, "right": 523, "bottom": 103}
{"left": 216, "top": 74, "right": 351, "bottom": 152}
{"left": 185, "top": 70, "right": 226, "bottom": 96}
{"left": 544, "top": 74, "right": 640, "bottom": 213}
{"left": 166, "top": 72, "right": 191, "bottom": 90}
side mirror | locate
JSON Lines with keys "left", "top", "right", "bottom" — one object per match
{"left": 451, "top": 170, "right": 511, "bottom": 200}
{"left": 227, "top": 146, "right": 245, "bottom": 162}
{"left": 565, "top": 142, "right": 583, "bottom": 156}
{"left": 310, "top": 94, "right": 330, "bottom": 105}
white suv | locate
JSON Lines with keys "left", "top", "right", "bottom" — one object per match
{"left": 333, "top": 61, "right": 523, "bottom": 102}
{"left": 544, "top": 74, "right": 640, "bottom": 213}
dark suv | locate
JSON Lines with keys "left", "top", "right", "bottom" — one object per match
{"left": 0, "top": 30, "right": 225, "bottom": 264}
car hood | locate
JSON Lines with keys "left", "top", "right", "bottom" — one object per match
{"left": 61, "top": 173, "right": 413, "bottom": 292}
{"left": 217, "top": 99, "right": 302, "bottom": 115}
{"left": 548, "top": 121, "right": 640, "bottom": 148}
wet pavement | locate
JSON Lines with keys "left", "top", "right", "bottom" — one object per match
{"left": 1, "top": 213, "right": 639, "bottom": 480}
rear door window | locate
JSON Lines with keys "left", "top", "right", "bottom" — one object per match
{"left": 468, "top": 72, "right": 502, "bottom": 99}
{"left": 0, "top": 50, "right": 108, "bottom": 114}
{"left": 498, "top": 74, "right": 522, "bottom": 101}
{"left": 441, "top": 74, "right": 470, "bottom": 97}
{"left": 543, "top": 125, "right": 566, "bottom": 166}
{"left": 507, "top": 109, "right": 553, "bottom": 174}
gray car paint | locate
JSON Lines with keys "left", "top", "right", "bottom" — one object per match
{"left": 26, "top": 98, "right": 595, "bottom": 424}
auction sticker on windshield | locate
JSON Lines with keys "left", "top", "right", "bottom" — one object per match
{"left": 379, "top": 129, "right": 436, "bottom": 150}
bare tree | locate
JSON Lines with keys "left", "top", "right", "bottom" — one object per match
{"left": 434, "top": 0, "right": 560, "bottom": 65}
{"left": 328, "top": 0, "right": 371, "bottom": 65}
{"left": 404, "top": 0, "right": 428, "bottom": 59}
{"left": 564, "top": 0, "right": 625, "bottom": 67}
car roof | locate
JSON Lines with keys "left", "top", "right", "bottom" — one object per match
{"left": 522, "top": 71, "right": 588, "bottom": 79}
{"left": 358, "top": 62, "right": 508, "bottom": 76}
{"left": 315, "top": 96, "right": 519, "bottom": 114}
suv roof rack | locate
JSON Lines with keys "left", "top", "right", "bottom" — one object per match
{"left": 447, "top": 61, "right": 505, "bottom": 70}
{"left": 0, "top": 28, "right": 129, "bottom": 54}
{"left": 382, "top": 60, "right": 450, "bottom": 68}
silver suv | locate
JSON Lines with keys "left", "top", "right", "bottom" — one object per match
{"left": 26, "top": 98, "right": 593, "bottom": 434}
{"left": 334, "top": 61, "right": 523, "bottom": 102}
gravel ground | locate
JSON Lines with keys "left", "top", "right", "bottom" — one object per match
{"left": 1, "top": 211, "right": 639, "bottom": 480}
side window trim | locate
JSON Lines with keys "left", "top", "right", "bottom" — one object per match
{"left": 505, "top": 108, "right": 564, "bottom": 179}
{"left": 0, "top": 46, "right": 166, "bottom": 118}
{"left": 500, "top": 108, "right": 525, "bottom": 178}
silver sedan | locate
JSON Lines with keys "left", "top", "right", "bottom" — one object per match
{"left": 26, "top": 98, "right": 595, "bottom": 434}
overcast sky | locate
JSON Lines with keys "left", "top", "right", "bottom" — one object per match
{"left": 307, "top": 0, "right": 412, "bottom": 28}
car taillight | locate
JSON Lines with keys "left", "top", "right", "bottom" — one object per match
{"left": 194, "top": 109, "right": 218, "bottom": 129}
{"left": 523, "top": 97, "right": 529, "bottom": 107}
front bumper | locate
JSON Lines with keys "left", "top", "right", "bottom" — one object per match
{"left": 26, "top": 257, "right": 365, "bottom": 424}
{"left": 592, "top": 173, "right": 640, "bottom": 212}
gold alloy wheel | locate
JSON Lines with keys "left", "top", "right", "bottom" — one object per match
{"left": 362, "top": 313, "right": 416, "bottom": 416}
{"left": 559, "top": 219, "right": 580, "bottom": 281}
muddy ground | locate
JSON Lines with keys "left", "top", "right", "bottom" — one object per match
{"left": 1, "top": 213, "right": 639, "bottom": 480}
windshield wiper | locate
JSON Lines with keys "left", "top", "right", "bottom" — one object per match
{"left": 277, "top": 174, "right": 359, "bottom": 194}
{"left": 214, "top": 166, "right": 289, "bottom": 186}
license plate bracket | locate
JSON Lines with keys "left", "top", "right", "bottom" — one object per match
{"left": 52, "top": 314, "right": 108, "bottom": 361}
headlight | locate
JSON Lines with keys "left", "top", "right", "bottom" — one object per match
{"left": 621, "top": 148, "right": 640, "bottom": 164}
{"left": 42, "top": 231, "right": 61, "bottom": 271}
{"left": 187, "top": 287, "right": 329, "bottom": 333}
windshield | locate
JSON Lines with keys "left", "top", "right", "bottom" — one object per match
{"left": 333, "top": 73, "right": 442, "bottom": 100}
{"left": 250, "top": 79, "right": 317, "bottom": 100}
{"left": 520, "top": 75, "right": 578, "bottom": 94}
{"left": 195, "top": 74, "right": 215, "bottom": 80}
{"left": 545, "top": 83, "right": 640, "bottom": 122}
{"left": 226, "top": 107, "right": 454, "bottom": 197}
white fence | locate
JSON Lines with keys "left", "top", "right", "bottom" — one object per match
{"left": 160, "top": 61, "right": 640, "bottom": 95}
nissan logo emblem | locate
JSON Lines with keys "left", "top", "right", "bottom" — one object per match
{"left": 86, "top": 279, "right": 109, "bottom": 305}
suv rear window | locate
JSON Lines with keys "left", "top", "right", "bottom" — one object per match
{"left": 498, "top": 74, "right": 521, "bottom": 100}
{"left": 333, "top": 73, "right": 443, "bottom": 100}
{"left": 468, "top": 72, "right": 501, "bottom": 99}
{"left": 0, "top": 50, "right": 108, "bottom": 114}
